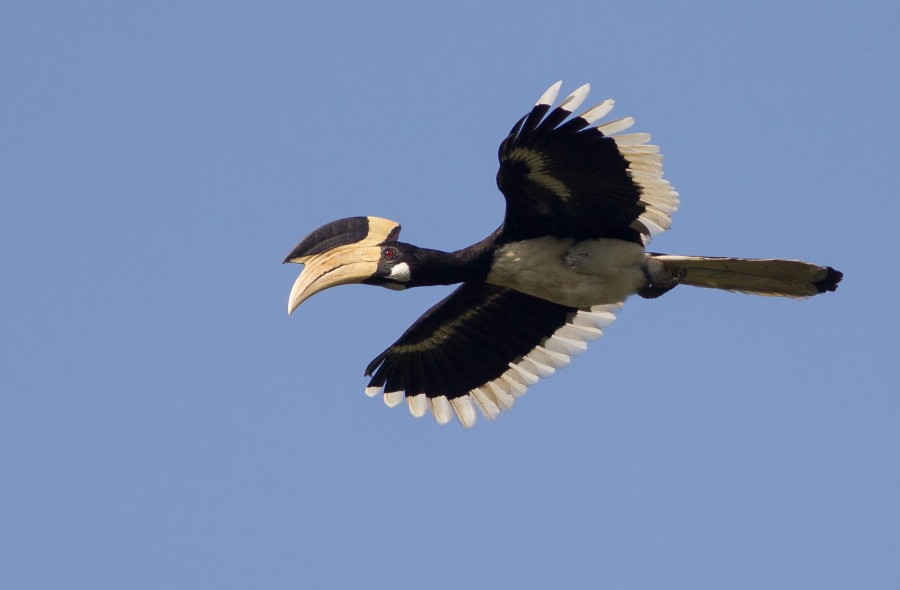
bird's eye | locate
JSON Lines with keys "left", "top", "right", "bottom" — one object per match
{"left": 383, "top": 247, "right": 399, "bottom": 261}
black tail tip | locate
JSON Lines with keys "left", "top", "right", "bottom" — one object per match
{"left": 813, "top": 266, "right": 843, "bottom": 293}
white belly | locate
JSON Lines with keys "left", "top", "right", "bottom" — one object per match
{"left": 486, "top": 237, "right": 647, "bottom": 307}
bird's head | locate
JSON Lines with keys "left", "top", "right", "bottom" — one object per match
{"left": 283, "top": 216, "right": 413, "bottom": 314}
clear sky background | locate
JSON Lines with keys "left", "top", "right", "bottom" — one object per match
{"left": 2, "top": 1, "right": 898, "bottom": 588}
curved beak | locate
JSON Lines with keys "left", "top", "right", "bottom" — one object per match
{"left": 286, "top": 244, "right": 382, "bottom": 313}
{"left": 284, "top": 216, "right": 401, "bottom": 314}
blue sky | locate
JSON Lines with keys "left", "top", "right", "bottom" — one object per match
{"left": 2, "top": 1, "right": 898, "bottom": 588}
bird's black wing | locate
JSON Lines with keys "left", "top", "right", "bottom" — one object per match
{"left": 496, "top": 82, "right": 679, "bottom": 245}
{"left": 364, "top": 282, "right": 621, "bottom": 427}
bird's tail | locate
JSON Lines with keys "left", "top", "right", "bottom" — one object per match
{"left": 646, "top": 254, "right": 842, "bottom": 298}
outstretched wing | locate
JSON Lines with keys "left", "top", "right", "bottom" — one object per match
{"left": 364, "top": 282, "right": 622, "bottom": 428}
{"left": 496, "top": 82, "right": 679, "bottom": 245}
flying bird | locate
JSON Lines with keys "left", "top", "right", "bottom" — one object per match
{"left": 284, "top": 82, "right": 842, "bottom": 428}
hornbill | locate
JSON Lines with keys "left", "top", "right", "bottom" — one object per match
{"left": 284, "top": 82, "right": 842, "bottom": 428}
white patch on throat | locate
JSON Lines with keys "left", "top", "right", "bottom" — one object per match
{"left": 388, "top": 262, "right": 411, "bottom": 282}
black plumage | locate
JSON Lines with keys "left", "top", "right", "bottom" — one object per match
{"left": 365, "top": 283, "right": 576, "bottom": 400}
{"left": 496, "top": 100, "right": 647, "bottom": 244}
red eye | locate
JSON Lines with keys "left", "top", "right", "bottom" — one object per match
{"left": 383, "top": 247, "right": 398, "bottom": 260}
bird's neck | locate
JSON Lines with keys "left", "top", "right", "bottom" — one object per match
{"left": 407, "top": 241, "right": 494, "bottom": 287}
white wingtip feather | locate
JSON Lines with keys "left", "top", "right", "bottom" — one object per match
{"left": 560, "top": 83, "right": 590, "bottom": 114}
{"left": 384, "top": 390, "right": 404, "bottom": 408}
{"left": 597, "top": 116, "right": 634, "bottom": 135}
{"left": 489, "top": 380, "right": 517, "bottom": 410}
{"left": 407, "top": 394, "right": 428, "bottom": 418}
{"left": 508, "top": 361, "right": 541, "bottom": 385}
{"left": 537, "top": 81, "right": 563, "bottom": 106}
{"left": 431, "top": 396, "right": 453, "bottom": 425}
{"left": 470, "top": 387, "right": 500, "bottom": 420}
{"left": 613, "top": 133, "right": 651, "bottom": 147}
{"left": 501, "top": 370, "right": 531, "bottom": 394}
{"left": 580, "top": 98, "right": 615, "bottom": 124}
{"left": 524, "top": 351, "right": 557, "bottom": 376}
{"left": 451, "top": 396, "right": 477, "bottom": 428}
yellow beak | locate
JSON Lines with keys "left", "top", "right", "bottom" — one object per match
{"left": 286, "top": 244, "right": 383, "bottom": 314}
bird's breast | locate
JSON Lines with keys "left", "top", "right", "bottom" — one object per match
{"left": 486, "top": 237, "right": 646, "bottom": 307}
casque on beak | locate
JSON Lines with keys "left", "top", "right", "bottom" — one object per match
{"left": 283, "top": 216, "right": 401, "bottom": 314}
